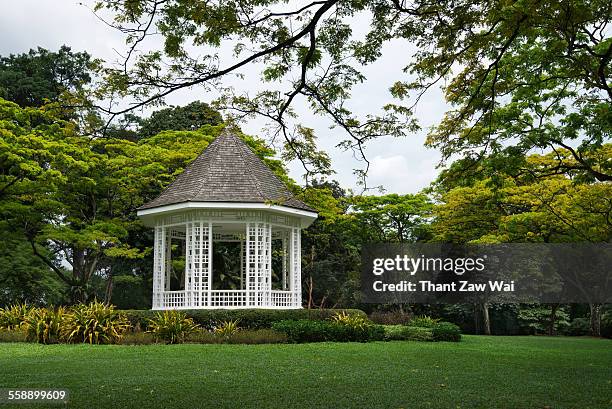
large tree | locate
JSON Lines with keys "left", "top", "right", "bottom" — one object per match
{"left": 0, "top": 97, "right": 290, "bottom": 302}
{"left": 0, "top": 46, "right": 95, "bottom": 108}
{"left": 94, "top": 0, "right": 610, "bottom": 184}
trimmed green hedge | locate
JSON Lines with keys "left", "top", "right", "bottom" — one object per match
{"left": 122, "top": 309, "right": 367, "bottom": 330}
{"left": 432, "top": 322, "right": 462, "bottom": 342}
{"left": 272, "top": 320, "right": 385, "bottom": 343}
{"left": 383, "top": 325, "right": 433, "bottom": 342}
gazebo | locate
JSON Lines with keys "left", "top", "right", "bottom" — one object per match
{"left": 137, "top": 130, "right": 317, "bottom": 309}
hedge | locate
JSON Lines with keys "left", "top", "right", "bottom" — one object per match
{"left": 121, "top": 309, "right": 367, "bottom": 330}
{"left": 271, "top": 320, "right": 385, "bottom": 343}
{"left": 383, "top": 325, "right": 433, "bottom": 342}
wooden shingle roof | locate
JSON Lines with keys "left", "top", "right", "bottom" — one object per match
{"left": 139, "top": 130, "right": 315, "bottom": 212}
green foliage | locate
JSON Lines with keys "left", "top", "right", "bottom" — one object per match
{"left": 0, "top": 237, "right": 67, "bottom": 306}
{"left": 565, "top": 318, "right": 591, "bottom": 337}
{"left": 213, "top": 319, "right": 240, "bottom": 339}
{"left": 131, "top": 101, "right": 223, "bottom": 138}
{"left": 0, "top": 304, "right": 32, "bottom": 330}
{"left": 330, "top": 311, "right": 371, "bottom": 330}
{"left": 517, "top": 306, "right": 570, "bottom": 335}
{"left": 351, "top": 193, "right": 433, "bottom": 243}
{"left": 109, "top": 275, "right": 149, "bottom": 310}
{"left": 410, "top": 316, "right": 440, "bottom": 328}
{"left": 0, "top": 328, "right": 26, "bottom": 342}
{"left": 271, "top": 320, "right": 384, "bottom": 343}
{"left": 119, "top": 332, "right": 156, "bottom": 345}
{"left": 123, "top": 308, "right": 366, "bottom": 330}
{"left": 383, "top": 325, "right": 433, "bottom": 342}
{"left": 601, "top": 313, "right": 612, "bottom": 339}
{"left": 62, "top": 302, "right": 130, "bottom": 344}
{"left": 147, "top": 310, "right": 199, "bottom": 344}
{"left": 23, "top": 306, "right": 67, "bottom": 344}
{"left": 369, "top": 310, "right": 412, "bottom": 325}
{"left": 187, "top": 328, "right": 287, "bottom": 344}
{"left": 431, "top": 322, "right": 462, "bottom": 342}
{"left": 0, "top": 46, "right": 94, "bottom": 108}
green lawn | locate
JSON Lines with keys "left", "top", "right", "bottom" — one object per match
{"left": 0, "top": 336, "right": 610, "bottom": 409}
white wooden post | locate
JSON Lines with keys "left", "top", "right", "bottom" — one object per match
{"left": 152, "top": 223, "right": 166, "bottom": 309}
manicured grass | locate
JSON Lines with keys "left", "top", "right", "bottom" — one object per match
{"left": 0, "top": 336, "right": 610, "bottom": 409}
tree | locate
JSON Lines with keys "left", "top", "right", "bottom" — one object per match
{"left": 1, "top": 97, "right": 295, "bottom": 303}
{"left": 432, "top": 147, "right": 612, "bottom": 335}
{"left": 351, "top": 193, "right": 432, "bottom": 243}
{"left": 95, "top": 0, "right": 610, "bottom": 184}
{"left": 132, "top": 101, "right": 223, "bottom": 138}
{"left": 0, "top": 46, "right": 95, "bottom": 108}
{"left": 0, "top": 236, "right": 67, "bottom": 307}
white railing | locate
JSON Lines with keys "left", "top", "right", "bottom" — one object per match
{"left": 156, "top": 289, "right": 297, "bottom": 309}
{"left": 162, "top": 290, "right": 186, "bottom": 308}
{"left": 271, "top": 291, "right": 294, "bottom": 307}
{"left": 209, "top": 290, "right": 247, "bottom": 307}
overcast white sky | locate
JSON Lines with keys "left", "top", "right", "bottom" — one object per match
{"left": 0, "top": 0, "right": 449, "bottom": 194}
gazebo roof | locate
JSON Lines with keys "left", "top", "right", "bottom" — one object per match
{"left": 139, "top": 130, "right": 315, "bottom": 213}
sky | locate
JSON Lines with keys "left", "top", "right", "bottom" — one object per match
{"left": 0, "top": 0, "right": 449, "bottom": 194}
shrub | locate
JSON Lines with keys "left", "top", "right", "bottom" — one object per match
{"left": 0, "top": 304, "right": 32, "bottom": 330}
{"left": 147, "top": 310, "right": 199, "bottom": 344}
{"left": 120, "top": 332, "right": 156, "bottom": 345}
{"left": 226, "top": 329, "right": 287, "bottom": 344}
{"left": 600, "top": 313, "right": 612, "bottom": 339}
{"left": 410, "top": 315, "right": 440, "bottom": 328}
{"left": 565, "top": 317, "right": 591, "bottom": 336}
{"left": 383, "top": 325, "right": 433, "bottom": 342}
{"left": 331, "top": 311, "right": 371, "bottom": 330}
{"left": 62, "top": 301, "right": 130, "bottom": 344}
{"left": 432, "top": 322, "right": 462, "bottom": 342}
{"left": 369, "top": 310, "right": 412, "bottom": 325}
{"left": 23, "top": 307, "right": 67, "bottom": 344}
{"left": 0, "top": 328, "right": 27, "bottom": 342}
{"left": 272, "top": 320, "right": 383, "bottom": 343}
{"left": 214, "top": 319, "right": 240, "bottom": 340}
{"left": 122, "top": 308, "right": 366, "bottom": 330}
{"left": 186, "top": 329, "right": 223, "bottom": 344}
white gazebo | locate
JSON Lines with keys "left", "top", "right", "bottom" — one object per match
{"left": 137, "top": 130, "right": 317, "bottom": 309}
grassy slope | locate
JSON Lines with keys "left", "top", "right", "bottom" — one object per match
{"left": 0, "top": 336, "right": 610, "bottom": 409}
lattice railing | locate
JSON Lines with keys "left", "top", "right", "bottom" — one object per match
{"left": 156, "top": 290, "right": 295, "bottom": 309}
{"left": 162, "top": 290, "right": 187, "bottom": 309}
{"left": 209, "top": 290, "right": 248, "bottom": 307}
{"left": 271, "top": 291, "right": 293, "bottom": 307}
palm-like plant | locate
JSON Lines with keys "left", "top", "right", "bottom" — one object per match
{"left": 62, "top": 301, "right": 130, "bottom": 344}
{"left": 147, "top": 310, "right": 199, "bottom": 344}
{"left": 23, "top": 307, "right": 67, "bottom": 344}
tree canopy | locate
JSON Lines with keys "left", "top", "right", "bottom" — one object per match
{"left": 0, "top": 45, "right": 95, "bottom": 108}
{"left": 93, "top": 0, "right": 611, "bottom": 184}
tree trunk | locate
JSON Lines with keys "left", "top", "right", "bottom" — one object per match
{"left": 482, "top": 303, "right": 491, "bottom": 335}
{"left": 548, "top": 304, "right": 559, "bottom": 336}
{"left": 104, "top": 272, "right": 114, "bottom": 305}
{"left": 590, "top": 303, "right": 602, "bottom": 337}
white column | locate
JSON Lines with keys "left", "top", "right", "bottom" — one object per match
{"left": 245, "top": 222, "right": 252, "bottom": 306}
{"left": 152, "top": 223, "right": 166, "bottom": 309}
{"left": 281, "top": 230, "right": 288, "bottom": 291}
{"left": 240, "top": 239, "right": 245, "bottom": 290}
{"left": 207, "top": 221, "right": 213, "bottom": 307}
{"left": 164, "top": 229, "right": 172, "bottom": 291}
{"left": 290, "top": 227, "right": 302, "bottom": 308}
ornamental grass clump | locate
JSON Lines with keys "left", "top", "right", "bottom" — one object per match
{"left": 24, "top": 306, "right": 67, "bottom": 344}
{"left": 214, "top": 319, "right": 240, "bottom": 340}
{"left": 331, "top": 311, "right": 371, "bottom": 330}
{"left": 147, "top": 310, "right": 199, "bottom": 344}
{"left": 0, "top": 304, "right": 32, "bottom": 330}
{"left": 62, "top": 301, "right": 130, "bottom": 345}
{"left": 409, "top": 315, "right": 440, "bottom": 328}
